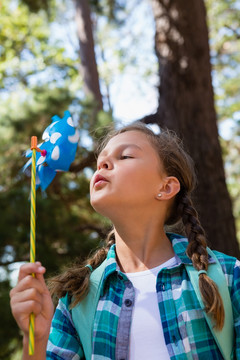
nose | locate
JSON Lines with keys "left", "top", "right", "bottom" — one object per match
{"left": 97, "top": 158, "right": 112, "bottom": 170}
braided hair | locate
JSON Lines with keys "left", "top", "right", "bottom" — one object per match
{"left": 48, "top": 230, "right": 115, "bottom": 307}
{"left": 49, "top": 122, "right": 224, "bottom": 329}
{"left": 178, "top": 192, "right": 224, "bottom": 330}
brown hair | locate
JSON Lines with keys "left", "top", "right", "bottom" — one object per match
{"left": 49, "top": 122, "right": 224, "bottom": 329}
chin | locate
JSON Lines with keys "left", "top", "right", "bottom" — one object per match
{"left": 90, "top": 196, "right": 118, "bottom": 219}
{"left": 90, "top": 197, "right": 108, "bottom": 215}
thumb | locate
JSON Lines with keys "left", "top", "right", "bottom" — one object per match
{"left": 35, "top": 268, "right": 49, "bottom": 292}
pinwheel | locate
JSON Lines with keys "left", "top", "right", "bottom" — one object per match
{"left": 23, "top": 110, "right": 79, "bottom": 190}
{"left": 23, "top": 110, "right": 79, "bottom": 355}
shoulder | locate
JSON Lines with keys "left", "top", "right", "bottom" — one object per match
{"left": 211, "top": 249, "right": 238, "bottom": 272}
{"left": 59, "top": 292, "right": 71, "bottom": 307}
{"left": 210, "top": 249, "right": 240, "bottom": 289}
{"left": 212, "top": 251, "right": 240, "bottom": 331}
{"left": 54, "top": 293, "right": 75, "bottom": 326}
{"left": 47, "top": 294, "right": 84, "bottom": 359}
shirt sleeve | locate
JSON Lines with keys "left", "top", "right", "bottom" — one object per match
{"left": 230, "top": 259, "right": 240, "bottom": 359}
{"left": 46, "top": 294, "right": 84, "bottom": 360}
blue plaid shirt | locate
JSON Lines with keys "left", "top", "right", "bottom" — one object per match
{"left": 47, "top": 234, "right": 240, "bottom": 359}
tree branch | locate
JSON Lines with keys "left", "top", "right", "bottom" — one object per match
{"left": 138, "top": 111, "right": 167, "bottom": 128}
{"left": 224, "top": 25, "right": 240, "bottom": 39}
{"left": 69, "top": 151, "right": 96, "bottom": 172}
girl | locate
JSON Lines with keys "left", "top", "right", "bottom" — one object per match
{"left": 10, "top": 122, "right": 240, "bottom": 359}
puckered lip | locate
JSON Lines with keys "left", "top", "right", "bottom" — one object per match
{"left": 94, "top": 174, "right": 109, "bottom": 185}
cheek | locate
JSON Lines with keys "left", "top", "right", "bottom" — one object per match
{"left": 116, "top": 175, "right": 154, "bottom": 201}
{"left": 125, "top": 167, "right": 158, "bottom": 187}
{"left": 127, "top": 170, "right": 161, "bottom": 199}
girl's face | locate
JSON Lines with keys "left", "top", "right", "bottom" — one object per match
{"left": 90, "top": 130, "right": 166, "bottom": 218}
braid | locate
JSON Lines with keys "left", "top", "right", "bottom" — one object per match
{"left": 178, "top": 192, "right": 208, "bottom": 266}
{"left": 178, "top": 192, "right": 224, "bottom": 330}
{"left": 48, "top": 229, "right": 116, "bottom": 307}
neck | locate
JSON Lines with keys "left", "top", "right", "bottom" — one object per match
{"left": 113, "top": 217, "right": 175, "bottom": 273}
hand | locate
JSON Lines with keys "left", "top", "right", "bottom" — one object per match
{"left": 10, "top": 262, "right": 54, "bottom": 342}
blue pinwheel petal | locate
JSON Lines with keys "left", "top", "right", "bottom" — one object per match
{"left": 25, "top": 148, "right": 32, "bottom": 157}
{"left": 22, "top": 158, "right": 32, "bottom": 173}
{"left": 38, "top": 166, "right": 56, "bottom": 191}
{"left": 23, "top": 150, "right": 43, "bottom": 171}
{"left": 23, "top": 110, "right": 78, "bottom": 190}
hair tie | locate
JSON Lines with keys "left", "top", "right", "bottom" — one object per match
{"left": 198, "top": 270, "right": 207, "bottom": 276}
{"left": 85, "top": 264, "right": 93, "bottom": 272}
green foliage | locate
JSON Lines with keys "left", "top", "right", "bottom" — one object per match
{"left": 0, "top": 1, "right": 72, "bottom": 89}
{"left": 206, "top": 0, "right": 240, "bottom": 123}
{"left": 78, "top": 96, "right": 113, "bottom": 139}
{"left": 90, "top": 0, "right": 127, "bottom": 24}
{"left": 21, "top": 0, "right": 50, "bottom": 13}
{"left": 221, "top": 133, "right": 240, "bottom": 239}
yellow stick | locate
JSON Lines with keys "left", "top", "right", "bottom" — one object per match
{"left": 29, "top": 136, "right": 37, "bottom": 355}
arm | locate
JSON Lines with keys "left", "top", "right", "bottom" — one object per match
{"left": 10, "top": 262, "right": 54, "bottom": 360}
{"left": 22, "top": 336, "right": 49, "bottom": 360}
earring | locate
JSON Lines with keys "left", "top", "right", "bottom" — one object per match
{"left": 157, "top": 193, "right": 162, "bottom": 198}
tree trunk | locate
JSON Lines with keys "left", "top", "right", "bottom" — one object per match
{"left": 150, "top": 0, "right": 240, "bottom": 256}
{"left": 74, "top": 0, "right": 103, "bottom": 110}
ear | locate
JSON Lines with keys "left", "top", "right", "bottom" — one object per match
{"left": 156, "top": 176, "right": 180, "bottom": 200}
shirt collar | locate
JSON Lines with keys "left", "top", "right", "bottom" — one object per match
{"left": 167, "top": 232, "right": 216, "bottom": 265}
{"left": 167, "top": 233, "right": 192, "bottom": 264}
{"left": 100, "top": 244, "right": 118, "bottom": 296}
{"left": 104, "top": 244, "right": 118, "bottom": 277}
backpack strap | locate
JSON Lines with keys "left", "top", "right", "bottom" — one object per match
{"left": 185, "top": 247, "right": 234, "bottom": 360}
{"left": 71, "top": 259, "right": 107, "bottom": 360}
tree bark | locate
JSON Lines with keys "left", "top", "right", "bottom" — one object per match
{"left": 150, "top": 0, "right": 239, "bottom": 256}
{"left": 74, "top": 0, "right": 103, "bottom": 110}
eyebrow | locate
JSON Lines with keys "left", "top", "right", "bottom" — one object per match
{"left": 99, "top": 144, "right": 143, "bottom": 157}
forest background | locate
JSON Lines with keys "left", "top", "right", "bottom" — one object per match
{"left": 0, "top": 0, "right": 240, "bottom": 358}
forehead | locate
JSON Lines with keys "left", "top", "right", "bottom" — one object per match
{"left": 98, "top": 130, "right": 164, "bottom": 172}
{"left": 100, "top": 130, "right": 153, "bottom": 154}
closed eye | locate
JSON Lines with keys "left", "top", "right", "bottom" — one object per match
{"left": 120, "top": 155, "right": 133, "bottom": 160}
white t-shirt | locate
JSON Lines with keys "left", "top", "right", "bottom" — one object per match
{"left": 125, "top": 256, "right": 177, "bottom": 360}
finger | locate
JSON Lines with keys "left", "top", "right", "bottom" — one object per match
{"left": 11, "top": 275, "right": 46, "bottom": 297}
{"left": 11, "top": 287, "right": 43, "bottom": 307}
{"left": 18, "top": 263, "right": 46, "bottom": 282}
{"left": 35, "top": 272, "right": 49, "bottom": 292}
{"left": 11, "top": 299, "right": 43, "bottom": 318}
